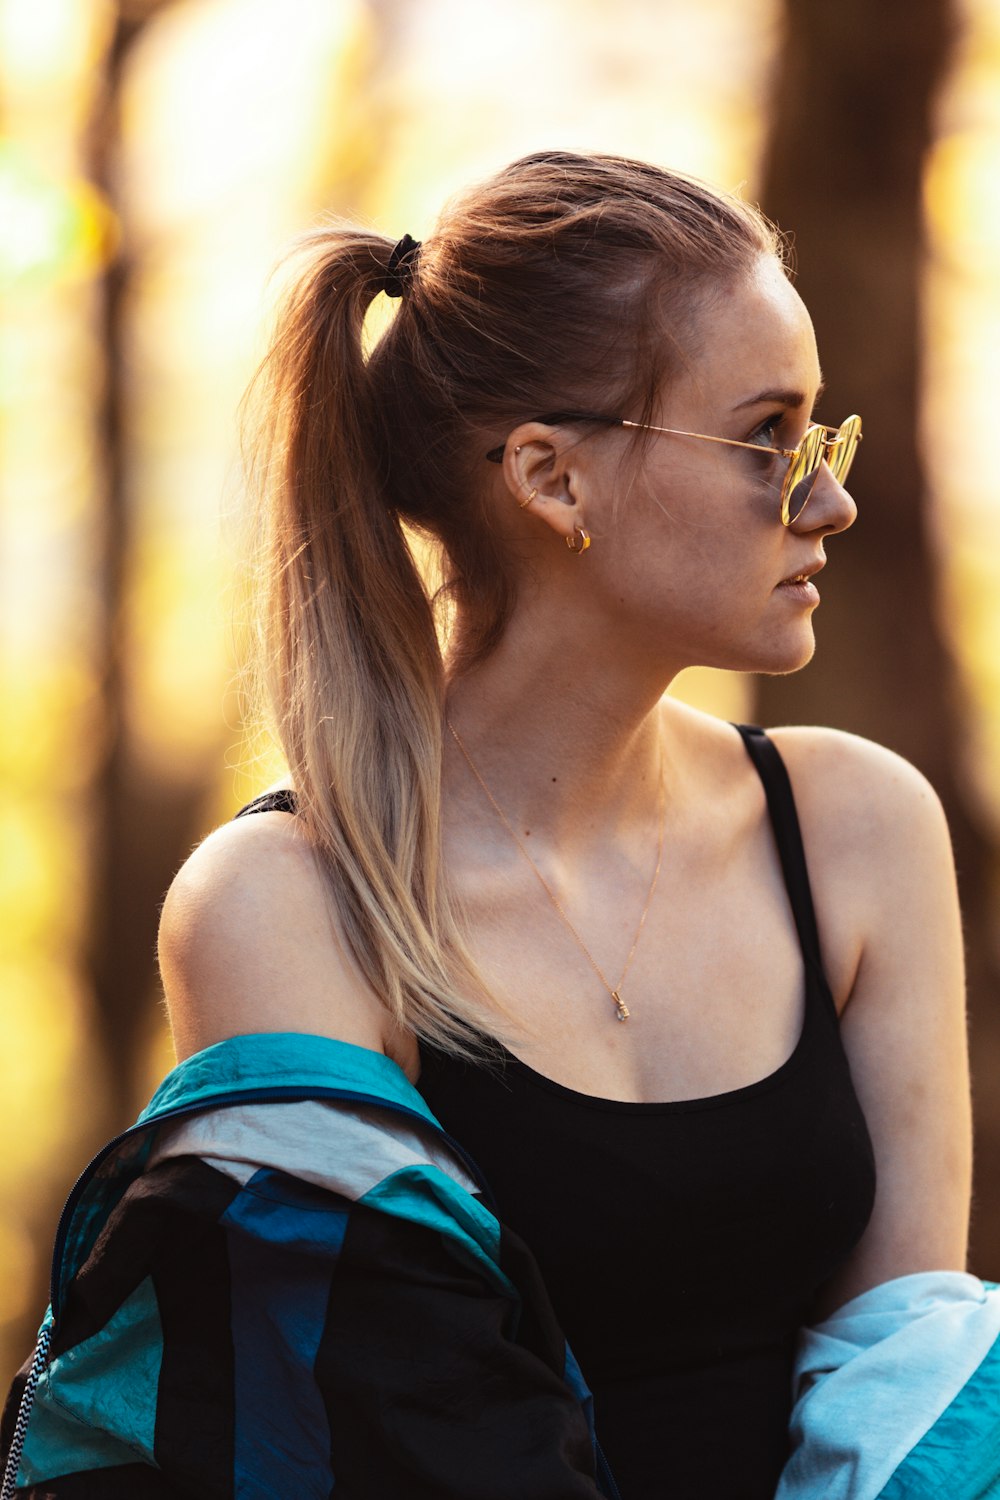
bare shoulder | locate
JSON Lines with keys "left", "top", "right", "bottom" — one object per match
{"left": 664, "top": 702, "right": 950, "bottom": 859}
{"left": 665, "top": 708, "right": 959, "bottom": 1013}
{"left": 765, "top": 724, "right": 960, "bottom": 1020}
{"left": 764, "top": 723, "right": 952, "bottom": 871}
{"left": 157, "top": 806, "right": 390, "bottom": 1063}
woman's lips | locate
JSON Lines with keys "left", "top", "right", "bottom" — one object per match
{"left": 776, "top": 573, "right": 821, "bottom": 604}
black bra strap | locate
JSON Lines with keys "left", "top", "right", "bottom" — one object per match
{"left": 234, "top": 788, "right": 298, "bottom": 818}
{"left": 732, "top": 724, "right": 825, "bottom": 977}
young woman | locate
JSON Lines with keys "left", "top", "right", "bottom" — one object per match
{"left": 2, "top": 151, "right": 981, "bottom": 1500}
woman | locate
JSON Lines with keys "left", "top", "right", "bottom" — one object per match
{"left": 1, "top": 151, "right": 983, "bottom": 1500}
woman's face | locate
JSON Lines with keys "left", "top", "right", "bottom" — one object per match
{"left": 536, "top": 253, "right": 858, "bottom": 678}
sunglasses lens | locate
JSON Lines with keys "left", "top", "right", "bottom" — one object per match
{"left": 783, "top": 427, "right": 826, "bottom": 522}
{"left": 828, "top": 414, "right": 862, "bottom": 484}
{"left": 782, "top": 416, "right": 863, "bottom": 523}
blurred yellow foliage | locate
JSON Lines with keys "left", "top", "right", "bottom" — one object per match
{"left": 0, "top": 142, "right": 118, "bottom": 289}
{"left": 927, "top": 130, "right": 1000, "bottom": 258}
{"left": 0, "top": 963, "right": 89, "bottom": 1192}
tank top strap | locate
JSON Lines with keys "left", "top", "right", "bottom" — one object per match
{"left": 233, "top": 788, "right": 298, "bottom": 818}
{"left": 732, "top": 723, "right": 827, "bottom": 983}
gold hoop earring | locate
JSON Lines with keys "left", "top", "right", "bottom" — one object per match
{"left": 566, "top": 525, "right": 591, "bottom": 553}
{"left": 517, "top": 487, "right": 537, "bottom": 510}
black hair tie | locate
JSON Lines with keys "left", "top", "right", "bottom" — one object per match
{"left": 380, "top": 233, "right": 422, "bottom": 298}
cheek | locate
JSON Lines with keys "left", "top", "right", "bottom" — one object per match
{"left": 624, "top": 487, "right": 770, "bottom": 596}
{"left": 612, "top": 533, "right": 763, "bottom": 644}
{"left": 629, "top": 443, "right": 772, "bottom": 539}
{"left": 635, "top": 455, "right": 717, "bottom": 530}
{"left": 607, "top": 460, "right": 784, "bottom": 613}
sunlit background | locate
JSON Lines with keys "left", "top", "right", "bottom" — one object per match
{"left": 2, "top": 0, "right": 999, "bottom": 1387}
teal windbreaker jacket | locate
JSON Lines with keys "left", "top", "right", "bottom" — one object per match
{"left": 2, "top": 1031, "right": 620, "bottom": 1499}
{"left": 3, "top": 1030, "right": 999, "bottom": 1498}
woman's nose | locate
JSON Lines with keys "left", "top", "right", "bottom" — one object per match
{"left": 793, "top": 460, "right": 858, "bottom": 535}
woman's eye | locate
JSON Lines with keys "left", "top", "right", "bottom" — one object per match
{"left": 748, "top": 413, "right": 784, "bottom": 447}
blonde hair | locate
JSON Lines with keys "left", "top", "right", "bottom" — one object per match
{"left": 239, "top": 150, "right": 783, "bottom": 1057}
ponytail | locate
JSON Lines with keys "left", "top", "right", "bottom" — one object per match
{"left": 240, "top": 227, "right": 508, "bottom": 1057}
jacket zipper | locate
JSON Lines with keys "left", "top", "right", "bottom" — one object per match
{"left": 594, "top": 1437, "right": 623, "bottom": 1500}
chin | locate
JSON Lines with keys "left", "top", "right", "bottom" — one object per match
{"left": 682, "top": 617, "right": 817, "bottom": 676}
{"left": 737, "top": 626, "right": 817, "bottom": 676}
{"left": 764, "top": 633, "right": 817, "bottom": 675}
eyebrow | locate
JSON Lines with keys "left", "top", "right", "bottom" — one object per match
{"left": 732, "top": 378, "right": 827, "bottom": 411}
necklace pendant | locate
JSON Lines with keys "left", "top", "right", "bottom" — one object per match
{"left": 612, "top": 991, "right": 630, "bottom": 1022}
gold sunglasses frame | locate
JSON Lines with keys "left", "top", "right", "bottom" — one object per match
{"left": 485, "top": 412, "right": 862, "bottom": 527}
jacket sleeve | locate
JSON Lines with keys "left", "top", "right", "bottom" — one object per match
{"left": 774, "top": 1270, "right": 1000, "bottom": 1500}
{"left": 5, "top": 1153, "right": 609, "bottom": 1500}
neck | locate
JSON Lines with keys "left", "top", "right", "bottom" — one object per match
{"left": 443, "top": 600, "right": 679, "bottom": 856}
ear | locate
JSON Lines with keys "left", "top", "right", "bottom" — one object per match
{"left": 499, "top": 420, "right": 585, "bottom": 546}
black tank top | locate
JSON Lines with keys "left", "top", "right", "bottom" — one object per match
{"left": 234, "top": 724, "right": 877, "bottom": 1500}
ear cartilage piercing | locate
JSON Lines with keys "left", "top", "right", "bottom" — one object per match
{"left": 518, "top": 488, "right": 538, "bottom": 510}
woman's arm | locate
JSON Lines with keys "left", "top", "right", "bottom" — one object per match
{"left": 771, "top": 726, "right": 972, "bottom": 1321}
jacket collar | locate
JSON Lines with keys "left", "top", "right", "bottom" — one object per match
{"left": 138, "top": 1030, "right": 434, "bottom": 1127}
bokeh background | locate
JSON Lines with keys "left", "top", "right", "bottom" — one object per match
{"left": 2, "top": 0, "right": 999, "bottom": 1387}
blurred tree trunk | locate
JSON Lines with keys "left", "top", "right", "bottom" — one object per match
{"left": 757, "top": 0, "right": 1000, "bottom": 1273}
{"left": 7, "top": 0, "right": 206, "bottom": 1380}
{"left": 84, "top": 0, "right": 198, "bottom": 1135}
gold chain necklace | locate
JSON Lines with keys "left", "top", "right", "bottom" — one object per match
{"left": 446, "top": 718, "right": 666, "bottom": 1022}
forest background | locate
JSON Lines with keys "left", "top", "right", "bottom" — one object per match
{"left": 2, "top": 0, "right": 1000, "bottom": 1388}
